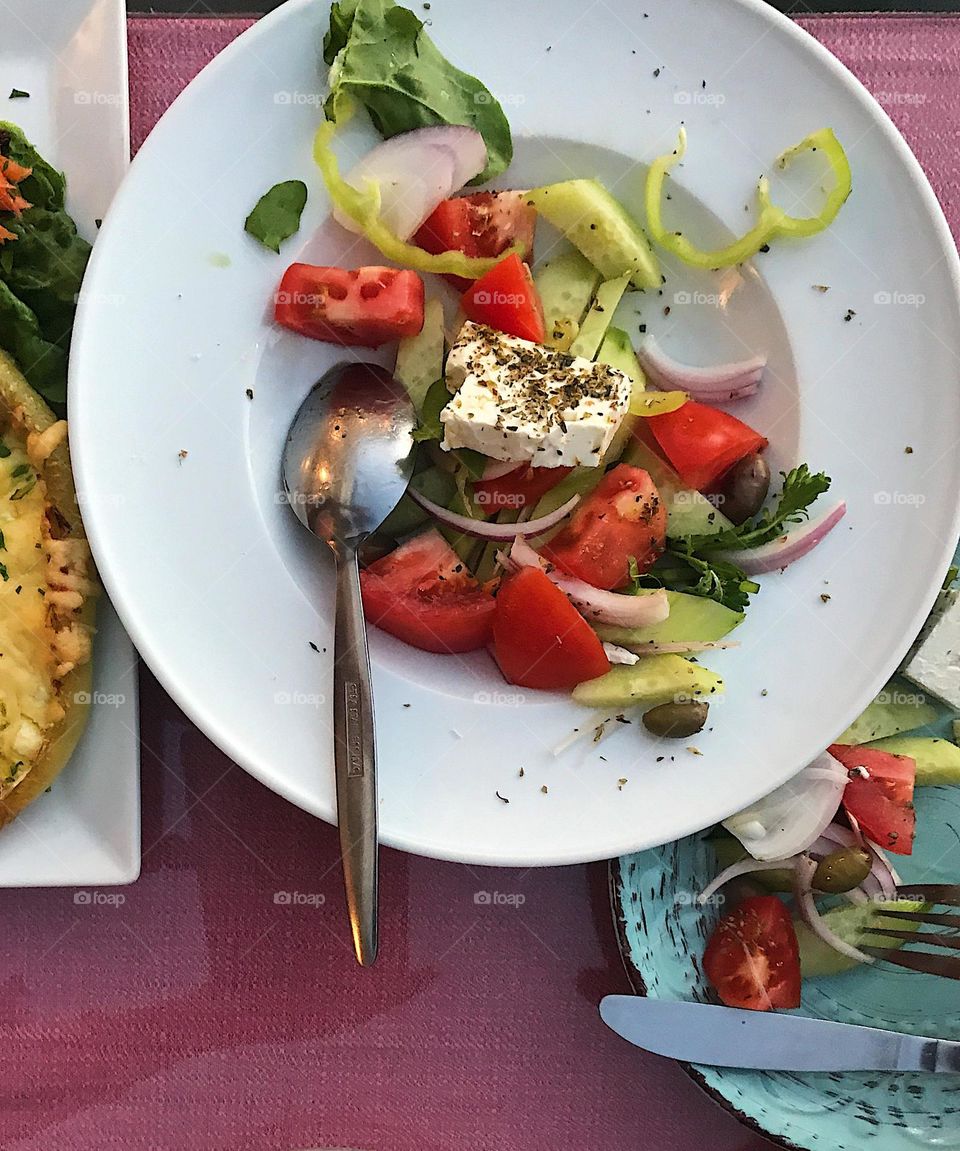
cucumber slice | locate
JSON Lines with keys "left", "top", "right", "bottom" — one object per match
{"left": 534, "top": 251, "right": 601, "bottom": 351}
{"left": 572, "top": 653, "right": 724, "bottom": 709}
{"left": 527, "top": 179, "right": 661, "bottom": 290}
{"left": 706, "top": 833, "right": 793, "bottom": 891}
{"left": 568, "top": 274, "right": 630, "bottom": 360}
{"left": 594, "top": 590, "right": 743, "bottom": 647}
{"left": 797, "top": 900, "right": 926, "bottom": 977}
{"left": 597, "top": 326, "right": 645, "bottom": 465}
{"left": 394, "top": 297, "right": 444, "bottom": 414}
{"left": 621, "top": 438, "right": 735, "bottom": 538}
{"left": 863, "top": 735, "right": 960, "bottom": 785}
{"left": 838, "top": 682, "right": 938, "bottom": 744}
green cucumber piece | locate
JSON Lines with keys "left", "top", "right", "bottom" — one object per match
{"left": 394, "top": 297, "right": 444, "bottom": 414}
{"left": 621, "top": 438, "right": 735, "bottom": 538}
{"left": 863, "top": 735, "right": 960, "bottom": 785}
{"left": 572, "top": 653, "right": 724, "bottom": 709}
{"left": 594, "top": 590, "right": 743, "bottom": 647}
{"left": 838, "top": 682, "right": 938, "bottom": 744}
{"left": 797, "top": 900, "right": 926, "bottom": 977}
{"left": 706, "top": 834, "right": 793, "bottom": 891}
{"left": 597, "top": 326, "right": 645, "bottom": 466}
{"left": 534, "top": 251, "right": 602, "bottom": 351}
{"left": 568, "top": 274, "right": 630, "bottom": 360}
{"left": 527, "top": 179, "right": 661, "bottom": 290}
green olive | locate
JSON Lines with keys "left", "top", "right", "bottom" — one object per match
{"left": 812, "top": 847, "right": 873, "bottom": 893}
{"left": 642, "top": 700, "right": 709, "bottom": 739}
{"left": 719, "top": 453, "right": 771, "bottom": 526}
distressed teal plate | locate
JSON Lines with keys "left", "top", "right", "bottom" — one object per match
{"left": 611, "top": 773, "right": 960, "bottom": 1149}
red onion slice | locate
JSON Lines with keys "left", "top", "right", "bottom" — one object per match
{"left": 637, "top": 335, "right": 765, "bottom": 402}
{"left": 504, "top": 537, "right": 670, "bottom": 627}
{"left": 717, "top": 500, "right": 846, "bottom": 575}
{"left": 335, "top": 126, "right": 487, "bottom": 240}
{"left": 407, "top": 488, "right": 580, "bottom": 541}
{"left": 698, "top": 858, "right": 794, "bottom": 905}
{"left": 481, "top": 459, "right": 525, "bottom": 482}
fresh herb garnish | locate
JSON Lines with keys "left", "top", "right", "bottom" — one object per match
{"left": 243, "top": 179, "right": 308, "bottom": 253}
{"left": 0, "top": 529, "right": 5, "bottom": 550}
{"left": 323, "top": 0, "right": 512, "bottom": 183}
{"left": 0, "top": 442, "right": 9, "bottom": 458}
{"left": 647, "top": 550, "right": 759, "bottom": 613}
{"left": 8, "top": 89, "right": 29, "bottom": 100}
{"left": 683, "top": 465, "right": 832, "bottom": 554}
{"left": 0, "top": 562, "right": 8, "bottom": 582}
{"left": 10, "top": 463, "right": 31, "bottom": 479}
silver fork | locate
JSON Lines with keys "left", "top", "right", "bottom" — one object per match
{"left": 863, "top": 884, "right": 960, "bottom": 979}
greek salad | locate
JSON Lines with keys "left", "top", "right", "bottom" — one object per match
{"left": 250, "top": 0, "right": 853, "bottom": 737}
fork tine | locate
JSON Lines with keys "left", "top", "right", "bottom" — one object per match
{"left": 863, "top": 927, "right": 960, "bottom": 951}
{"left": 862, "top": 946, "right": 960, "bottom": 979}
{"left": 895, "top": 884, "right": 960, "bottom": 906}
{"left": 874, "top": 908, "right": 960, "bottom": 929}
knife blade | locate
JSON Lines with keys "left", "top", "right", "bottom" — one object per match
{"left": 599, "top": 996, "right": 960, "bottom": 1072}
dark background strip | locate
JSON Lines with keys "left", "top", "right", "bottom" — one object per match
{"left": 127, "top": 1, "right": 960, "bottom": 15}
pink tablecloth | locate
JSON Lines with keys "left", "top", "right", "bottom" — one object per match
{"left": 3, "top": 14, "right": 959, "bottom": 1151}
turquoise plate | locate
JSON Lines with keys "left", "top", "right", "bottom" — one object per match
{"left": 611, "top": 735, "right": 960, "bottom": 1149}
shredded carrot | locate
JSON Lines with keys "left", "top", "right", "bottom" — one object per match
{"left": 0, "top": 156, "right": 32, "bottom": 183}
{"left": 0, "top": 154, "right": 32, "bottom": 241}
{"left": 0, "top": 221, "right": 16, "bottom": 244}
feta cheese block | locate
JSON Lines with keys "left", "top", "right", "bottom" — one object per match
{"left": 441, "top": 322, "right": 631, "bottom": 467}
{"left": 903, "top": 589, "right": 960, "bottom": 709}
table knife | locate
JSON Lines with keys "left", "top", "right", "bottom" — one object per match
{"left": 599, "top": 996, "right": 960, "bottom": 1072}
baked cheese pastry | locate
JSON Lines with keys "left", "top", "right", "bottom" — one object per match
{"left": 0, "top": 348, "right": 96, "bottom": 826}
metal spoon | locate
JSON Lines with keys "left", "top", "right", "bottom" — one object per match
{"left": 282, "top": 362, "right": 416, "bottom": 966}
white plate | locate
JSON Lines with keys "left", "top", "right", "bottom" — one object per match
{"left": 0, "top": 0, "right": 140, "bottom": 886}
{"left": 70, "top": 0, "right": 960, "bottom": 866}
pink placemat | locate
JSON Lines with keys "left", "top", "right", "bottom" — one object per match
{"left": 2, "top": 14, "right": 958, "bottom": 1151}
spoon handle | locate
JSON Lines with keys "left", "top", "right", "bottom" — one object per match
{"left": 332, "top": 542, "right": 378, "bottom": 967}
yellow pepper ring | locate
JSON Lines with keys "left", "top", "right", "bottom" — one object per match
{"left": 645, "top": 126, "right": 852, "bottom": 270}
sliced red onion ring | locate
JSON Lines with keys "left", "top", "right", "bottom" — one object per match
{"left": 698, "top": 858, "right": 793, "bottom": 905}
{"left": 407, "top": 488, "right": 580, "bottom": 541}
{"left": 618, "top": 639, "right": 740, "bottom": 655}
{"left": 717, "top": 500, "right": 846, "bottom": 575}
{"left": 335, "top": 126, "right": 487, "bottom": 240}
{"left": 794, "top": 854, "right": 875, "bottom": 965}
{"left": 723, "top": 751, "right": 847, "bottom": 861}
{"left": 637, "top": 335, "right": 765, "bottom": 402}
{"left": 503, "top": 537, "right": 670, "bottom": 627}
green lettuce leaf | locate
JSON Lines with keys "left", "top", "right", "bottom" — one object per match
{"left": 0, "top": 280, "right": 68, "bottom": 406}
{"left": 324, "top": 0, "right": 512, "bottom": 183}
{"left": 244, "top": 179, "right": 308, "bottom": 252}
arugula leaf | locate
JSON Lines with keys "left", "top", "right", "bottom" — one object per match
{"left": 635, "top": 550, "right": 759, "bottom": 614}
{"left": 0, "top": 280, "right": 67, "bottom": 406}
{"left": 411, "top": 377, "right": 448, "bottom": 443}
{"left": 244, "top": 180, "right": 308, "bottom": 253}
{"left": 324, "top": 0, "right": 512, "bottom": 183}
{"left": 684, "top": 464, "right": 831, "bottom": 553}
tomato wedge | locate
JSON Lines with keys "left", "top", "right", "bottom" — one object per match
{"left": 360, "top": 529, "right": 495, "bottom": 653}
{"left": 461, "top": 253, "right": 546, "bottom": 343}
{"left": 703, "top": 895, "right": 801, "bottom": 1011}
{"left": 414, "top": 191, "right": 536, "bottom": 292}
{"left": 472, "top": 464, "right": 573, "bottom": 512}
{"left": 492, "top": 566, "right": 610, "bottom": 690}
{"left": 646, "top": 400, "right": 768, "bottom": 492}
{"left": 274, "top": 263, "right": 424, "bottom": 348}
{"left": 829, "top": 744, "right": 916, "bottom": 855}
{"left": 542, "top": 464, "right": 666, "bottom": 590}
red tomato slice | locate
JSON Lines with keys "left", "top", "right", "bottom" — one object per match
{"left": 646, "top": 400, "right": 768, "bottom": 492}
{"left": 275, "top": 263, "right": 424, "bottom": 348}
{"left": 492, "top": 566, "right": 610, "bottom": 690}
{"left": 703, "top": 895, "right": 801, "bottom": 1012}
{"left": 472, "top": 465, "right": 573, "bottom": 512}
{"left": 360, "top": 529, "right": 495, "bottom": 654}
{"left": 461, "top": 253, "right": 546, "bottom": 343}
{"left": 413, "top": 191, "right": 536, "bottom": 292}
{"left": 829, "top": 744, "right": 917, "bottom": 855}
{"left": 541, "top": 464, "right": 666, "bottom": 591}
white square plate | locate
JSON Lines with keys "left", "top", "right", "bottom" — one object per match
{"left": 0, "top": 0, "right": 140, "bottom": 886}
